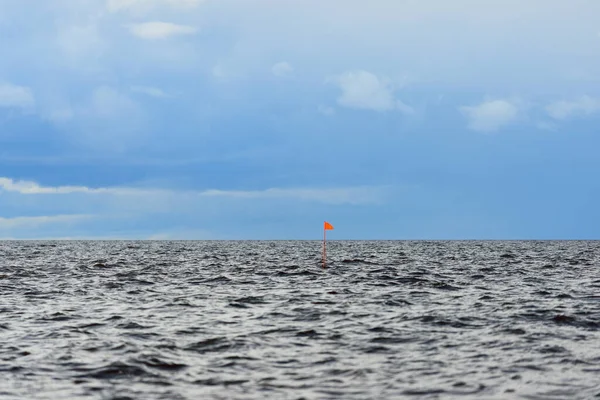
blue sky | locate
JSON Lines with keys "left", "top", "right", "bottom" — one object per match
{"left": 1, "top": 0, "right": 600, "bottom": 239}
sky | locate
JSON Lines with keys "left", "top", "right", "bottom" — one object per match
{"left": 1, "top": 0, "right": 600, "bottom": 240}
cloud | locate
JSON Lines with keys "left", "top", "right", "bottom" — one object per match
{"left": 0, "top": 177, "right": 386, "bottom": 205}
{"left": 0, "top": 177, "right": 155, "bottom": 195}
{"left": 0, "top": 176, "right": 392, "bottom": 239}
{"left": 546, "top": 96, "right": 600, "bottom": 120}
{"left": 130, "top": 85, "right": 171, "bottom": 98}
{"left": 0, "top": 214, "right": 92, "bottom": 229}
{"left": 330, "top": 70, "right": 414, "bottom": 113}
{"left": 199, "top": 186, "right": 386, "bottom": 205}
{"left": 127, "top": 22, "right": 197, "bottom": 39}
{"left": 459, "top": 98, "right": 520, "bottom": 132}
{"left": 272, "top": 61, "right": 293, "bottom": 77}
{"left": 107, "top": 0, "right": 204, "bottom": 13}
{"left": 0, "top": 83, "right": 35, "bottom": 109}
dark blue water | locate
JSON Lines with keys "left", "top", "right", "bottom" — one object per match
{"left": 1, "top": 240, "right": 600, "bottom": 399}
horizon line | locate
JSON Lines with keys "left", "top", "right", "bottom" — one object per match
{"left": 1, "top": 238, "right": 599, "bottom": 242}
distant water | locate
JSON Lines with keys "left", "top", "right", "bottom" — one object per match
{"left": 1, "top": 240, "right": 600, "bottom": 399}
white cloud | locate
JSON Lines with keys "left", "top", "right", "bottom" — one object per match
{"left": 0, "top": 83, "right": 35, "bottom": 109}
{"left": 130, "top": 85, "right": 170, "bottom": 98}
{"left": 272, "top": 61, "right": 293, "bottom": 77}
{"left": 107, "top": 0, "right": 204, "bottom": 13}
{"left": 0, "top": 214, "right": 92, "bottom": 229}
{"left": 127, "top": 22, "right": 197, "bottom": 39}
{"left": 3, "top": 0, "right": 600, "bottom": 110}
{"left": 199, "top": 186, "right": 385, "bottom": 205}
{"left": 546, "top": 96, "right": 600, "bottom": 120}
{"left": 459, "top": 98, "right": 520, "bottom": 132}
{"left": 0, "top": 177, "right": 155, "bottom": 195}
{"left": 0, "top": 176, "right": 393, "bottom": 238}
{"left": 0, "top": 177, "right": 386, "bottom": 205}
{"left": 330, "top": 70, "right": 414, "bottom": 113}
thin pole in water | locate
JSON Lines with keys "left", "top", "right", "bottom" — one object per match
{"left": 322, "top": 225, "right": 327, "bottom": 269}
{"left": 322, "top": 221, "right": 334, "bottom": 269}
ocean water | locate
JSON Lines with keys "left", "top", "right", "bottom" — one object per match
{"left": 1, "top": 240, "right": 600, "bottom": 399}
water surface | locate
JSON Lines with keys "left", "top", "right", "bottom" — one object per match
{"left": 1, "top": 240, "right": 599, "bottom": 399}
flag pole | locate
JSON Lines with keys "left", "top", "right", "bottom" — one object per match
{"left": 322, "top": 221, "right": 333, "bottom": 269}
{"left": 322, "top": 223, "right": 327, "bottom": 269}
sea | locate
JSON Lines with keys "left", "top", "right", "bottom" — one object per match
{"left": 1, "top": 240, "right": 599, "bottom": 399}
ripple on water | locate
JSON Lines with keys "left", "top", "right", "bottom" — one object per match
{"left": 0, "top": 240, "right": 599, "bottom": 399}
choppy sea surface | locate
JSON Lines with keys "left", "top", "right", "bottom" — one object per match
{"left": 1, "top": 240, "right": 600, "bottom": 400}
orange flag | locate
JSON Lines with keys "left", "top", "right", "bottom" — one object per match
{"left": 324, "top": 221, "right": 334, "bottom": 230}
